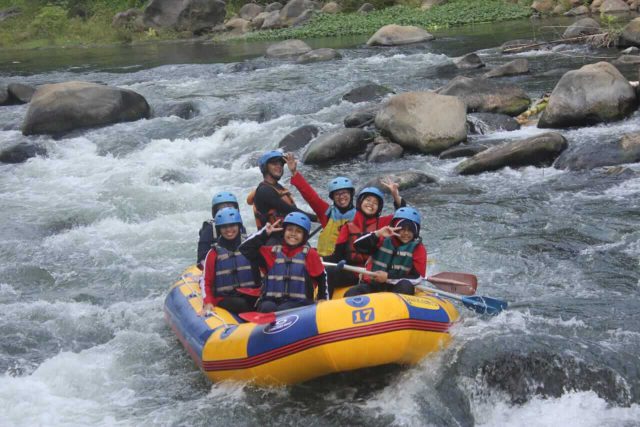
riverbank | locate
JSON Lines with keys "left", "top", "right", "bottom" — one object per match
{"left": 0, "top": 0, "right": 532, "bottom": 50}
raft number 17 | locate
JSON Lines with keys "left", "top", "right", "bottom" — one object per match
{"left": 352, "top": 308, "right": 375, "bottom": 324}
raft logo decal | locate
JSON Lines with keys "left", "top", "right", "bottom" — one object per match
{"left": 345, "top": 296, "right": 370, "bottom": 308}
{"left": 263, "top": 315, "right": 299, "bottom": 334}
{"left": 400, "top": 295, "right": 440, "bottom": 311}
{"left": 352, "top": 308, "right": 375, "bottom": 324}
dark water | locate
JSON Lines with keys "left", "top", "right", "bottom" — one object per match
{"left": 1, "top": 16, "right": 639, "bottom": 426}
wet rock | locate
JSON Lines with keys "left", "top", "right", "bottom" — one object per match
{"left": 613, "top": 54, "right": 640, "bottom": 64}
{"left": 554, "top": 131, "right": 640, "bottom": 170}
{"left": 455, "top": 132, "right": 568, "bottom": 175}
{"left": 302, "top": 128, "right": 372, "bottom": 164}
{"left": 564, "top": 5, "right": 589, "bottom": 16}
{"left": 342, "top": 84, "right": 393, "bottom": 103}
{"left": 375, "top": 92, "right": 467, "bottom": 154}
{"left": 363, "top": 171, "right": 437, "bottom": 193}
{"left": 22, "top": 81, "right": 150, "bottom": 136}
{"left": 265, "top": 2, "right": 283, "bottom": 12}
{"left": 483, "top": 59, "right": 529, "bottom": 78}
{"left": 0, "top": 83, "right": 36, "bottom": 105}
{"left": 437, "top": 76, "right": 531, "bottom": 116}
{"left": 266, "top": 39, "right": 311, "bottom": 57}
{"left": 358, "top": 3, "right": 374, "bottom": 13}
{"left": 239, "top": 3, "right": 264, "bottom": 20}
{"left": 467, "top": 113, "right": 520, "bottom": 135}
{"left": 367, "top": 142, "right": 403, "bottom": 162}
{"left": 0, "top": 84, "right": 8, "bottom": 104}
{"left": 296, "top": 48, "right": 341, "bottom": 64}
{"left": 153, "top": 101, "right": 199, "bottom": 119}
{"left": 453, "top": 53, "right": 485, "bottom": 70}
{"left": 621, "top": 46, "right": 640, "bottom": 54}
{"left": 539, "top": 62, "right": 637, "bottom": 129}
{"left": 278, "top": 124, "right": 320, "bottom": 151}
{"left": 143, "top": 0, "right": 226, "bottom": 33}
{"left": 618, "top": 17, "right": 640, "bottom": 47}
{"left": 0, "top": 142, "right": 46, "bottom": 164}
{"left": 344, "top": 105, "right": 379, "bottom": 128}
{"left": 439, "top": 144, "right": 488, "bottom": 159}
{"left": 562, "top": 17, "right": 600, "bottom": 39}
{"left": 367, "top": 24, "right": 434, "bottom": 46}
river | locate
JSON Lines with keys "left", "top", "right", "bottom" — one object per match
{"left": 0, "top": 17, "right": 639, "bottom": 426}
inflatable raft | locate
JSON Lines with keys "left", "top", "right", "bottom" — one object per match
{"left": 164, "top": 265, "right": 459, "bottom": 386}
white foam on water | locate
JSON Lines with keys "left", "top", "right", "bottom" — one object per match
{"left": 474, "top": 391, "right": 640, "bottom": 427}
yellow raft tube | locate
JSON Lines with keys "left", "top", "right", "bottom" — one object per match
{"left": 164, "top": 265, "right": 459, "bottom": 386}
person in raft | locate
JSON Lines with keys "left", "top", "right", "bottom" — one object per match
{"left": 344, "top": 207, "right": 426, "bottom": 297}
{"left": 197, "top": 191, "right": 246, "bottom": 267}
{"left": 240, "top": 212, "right": 329, "bottom": 313}
{"left": 199, "top": 207, "right": 262, "bottom": 315}
{"left": 285, "top": 152, "right": 356, "bottom": 257}
{"left": 246, "top": 150, "right": 317, "bottom": 244}
{"left": 323, "top": 179, "right": 406, "bottom": 293}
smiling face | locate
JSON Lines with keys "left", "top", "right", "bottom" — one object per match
{"left": 332, "top": 189, "right": 352, "bottom": 209}
{"left": 397, "top": 224, "right": 415, "bottom": 244}
{"left": 220, "top": 224, "right": 240, "bottom": 240}
{"left": 360, "top": 195, "right": 380, "bottom": 216}
{"left": 266, "top": 159, "right": 284, "bottom": 180}
{"left": 284, "top": 224, "right": 305, "bottom": 246}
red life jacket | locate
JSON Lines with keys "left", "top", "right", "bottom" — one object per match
{"left": 346, "top": 218, "right": 379, "bottom": 266}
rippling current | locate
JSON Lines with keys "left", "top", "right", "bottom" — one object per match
{"left": 1, "top": 18, "right": 639, "bottom": 426}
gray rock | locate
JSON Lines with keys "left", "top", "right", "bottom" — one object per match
{"left": 251, "top": 11, "right": 270, "bottom": 29}
{"left": 112, "top": 8, "right": 143, "bottom": 29}
{"left": 467, "top": 113, "right": 520, "bottom": 135}
{"left": 303, "top": 128, "right": 372, "bottom": 164}
{"left": 239, "top": 3, "right": 264, "bottom": 20}
{"left": 290, "top": 8, "right": 314, "bottom": 27}
{"left": 600, "top": 0, "right": 630, "bottom": 14}
{"left": 296, "top": 48, "right": 341, "bottom": 64}
{"left": 614, "top": 54, "right": 640, "bottom": 64}
{"left": 367, "top": 142, "right": 403, "bottom": 162}
{"left": 260, "top": 10, "right": 282, "bottom": 29}
{"left": 280, "top": 0, "right": 317, "bottom": 25}
{"left": 564, "top": 5, "right": 590, "bottom": 16}
{"left": 437, "top": 76, "right": 531, "bottom": 116}
{"left": 439, "top": 144, "right": 488, "bottom": 159}
{"left": 539, "top": 62, "right": 637, "bottom": 129}
{"left": 265, "top": 2, "right": 283, "bottom": 12}
{"left": 143, "top": 0, "right": 226, "bottom": 33}
{"left": 22, "top": 81, "right": 150, "bottom": 136}
{"left": 562, "top": 17, "right": 600, "bottom": 39}
{"left": 363, "top": 172, "right": 437, "bottom": 193}
{"left": 483, "top": 58, "right": 529, "bottom": 78}
{"left": 0, "top": 83, "right": 35, "bottom": 105}
{"left": 619, "top": 17, "right": 640, "bottom": 47}
{"left": 153, "top": 101, "right": 199, "bottom": 119}
{"left": 455, "top": 132, "right": 568, "bottom": 175}
{"left": 554, "top": 132, "right": 640, "bottom": 170}
{"left": 266, "top": 39, "right": 312, "bottom": 57}
{"left": 453, "top": 53, "right": 485, "bottom": 69}
{"left": 344, "top": 105, "right": 379, "bottom": 128}
{"left": 358, "top": 3, "right": 374, "bottom": 13}
{"left": 0, "top": 142, "right": 46, "bottom": 164}
{"left": 375, "top": 92, "right": 467, "bottom": 154}
{"left": 367, "top": 24, "right": 434, "bottom": 46}
{"left": 278, "top": 124, "right": 320, "bottom": 151}
{"left": 342, "top": 84, "right": 393, "bottom": 103}
{"left": 621, "top": 46, "right": 640, "bottom": 54}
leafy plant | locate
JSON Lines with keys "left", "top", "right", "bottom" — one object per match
{"left": 29, "top": 5, "right": 67, "bottom": 39}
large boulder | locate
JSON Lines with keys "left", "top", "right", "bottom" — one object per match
{"left": 367, "top": 24, "right": 434, "bottom": 46}
{"left": 453, "top": 53, "right": 485, "bottom": 69}
{"left": 0, "top": 142, "right": 46, "bottom": 164}
{"left": 22, "top": 81, "right": 150, "bottom": 136}
{"left": 564, "top": 5, "right": 590, "bottom": 16}
{"left": 265, "top": 2, "right": 283, "bottom": 12}
{"left": 554, "top": 132, "right": 640, "bottom": 170}
{"left": 266, "top": 39, "right": 311, "bottom": 57}
{"left": 367, "top": 142, "right": 403, "bottom": 162}
{"left": 342, "top": 84, "right": 393, "bottom": 103}
{"left": 483, "top": 58, "right": 529, "bottom": 78}
{"left": 302, "top": 128, "right": 372, "bottom": 164}
{"left": 538, "top": 62, "right": 637, "bottom": 129}
{"left": 321, "top": 2, "right": 340, "bottom": 13}
{"left": 239, "top": 3, "right": 264, "bottom": 20}
{"left": 260, "top": 11, "right": 282, "bottom": 29}
{"left": 437, "top": 76, "right": 531, "bottom": 116}
{"left": 531, "top": 0, "right": 555, "bottom": 13}
{"left": 296, "top": 48, "right": 341, "bottom": 64}
{"left": 344, "top": 105, "right": 379, "bottom": 128}
{"left": 375, "top": 92, "right": 467, "bottom": 154}
{"left": 467, "top": 113, "right": 520, "bottom": 135}
{"left": 618, "top": 17, "right": 640, "bottom": 47}
{"left": 280, "top": 0, "right": 317, "bottom": 26}
{"left": 599, "top": 0, "right": 630, "bottom": 14}
{"left": 562, "top": 18, "right": 601, "bottom": 39}
{"left": 225, "top": 18, "right": 252, "bottom": 34}
{"left": 455, "top": 132, "right": 568, "bottom": 175}
{"left": 143, "top": 0, "right": 226, "bottom": 33}
{"left": 278, "top": 124, "right": 319, "bottom": 151}
{"left": 363, "top": 171, "right": 437, "bottom": 193}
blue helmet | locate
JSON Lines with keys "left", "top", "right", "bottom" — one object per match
{"left": 356, "top": 186, "right": 384, "bottom": 216}
{"left": 393, "top": 207, "right": 421, "bottom": 226}
{"left": 328, "top": 176, "right": 355, "bottom": 197}
{"left": 282, "top": 212, "right": 311, "bottom": 234}
{"left": 215, "top": 207, "right": 243, "bottom": 227}
{"left": 258, "top": 150, "right": 285, "bottom": 174}
{"left": 211, "top": 191, "right": 238, "bottom": 208}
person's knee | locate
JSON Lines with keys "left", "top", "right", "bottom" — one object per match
{"left": 258, "top": 300, "right": 277, "bottom": 313}
{"left": 394, "top": 280, "right": 415, "bottom": 295}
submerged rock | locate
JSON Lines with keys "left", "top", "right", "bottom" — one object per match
{"left": 367, "top": 142, "right": 403, "bottom": 162}
{"left": 453, "top": 53, "right": 485, "bottom": 70}
{"left": 278, "top": 124, "right": 320, "bottom": 151}
{"left": 0, "top": 142, "right": 46, "bottom": 164}
{"left": 363, "top": 171, "right": 437, "bottom": 192}
{"left": 554, "top": 132, "right": 640, "bottom": 170}
{"left": 483, "top": 59, "right": 529, "bottom": 78}
{"left": 467, "top": 113, "right": 520, "bottom": 135}
{"left": 342, "top": 84, "right": 393, "bottom": 104}
{"left": 439, "top": 144, "right": 488, "bottom": 159}
{"left": 302, "top": 128, "right": 372, "bottom": 164}
{"left": 266, "top": 39, "right": 312, "bottom": 57}
{"left": 296, "top": 48, "right": 341, "bottom": 64}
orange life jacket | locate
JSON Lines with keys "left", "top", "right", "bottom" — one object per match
{"left": 246, "top": 181, "right": 295, "bottom": 229}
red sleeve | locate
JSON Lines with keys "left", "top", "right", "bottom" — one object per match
{"left": 379, "top": 214, "right": 394, "bottom": 228}
{"left": 335, "top": 223, "right": 349, "bottom": 244}
{"left": 304, "top": 248, "right": 325, "bottom": 277}
{"left": 413, "top": 244, "right": 427, "bottom": 277}
{"left": 290, "top": 172, "right": 330, "bottom": 226}
{"left": 259, "top": 246, "right": 277, "bottom": 271}
{"left": 202, "top": 249, "right": 222, "bottom": 305}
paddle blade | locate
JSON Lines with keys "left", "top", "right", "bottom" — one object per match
{"left": 461, "top": 295, "right": 508, "bottom": 315}
{"left": 427, "top": 272, "right": 477, "bottom": 295}
{"left": 238, "top": 311, "right": 276, "bottom": 324}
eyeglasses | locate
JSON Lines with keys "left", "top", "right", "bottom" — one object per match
{"left": 332, "top": 190, "right": 351, "bottom": 198}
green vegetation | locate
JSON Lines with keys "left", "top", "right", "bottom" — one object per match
{"left": 239, "top": 0, "right": 532, "bottom": 41}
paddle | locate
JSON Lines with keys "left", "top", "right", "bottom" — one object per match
{"left": 238, "top": 305, "right": 311, "bottom": 324}
{"left": 322, "top": 261, "right": 477, "bottom": 295}
{"left": 324, "top": 260, "right": 506, "bottom": 315}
